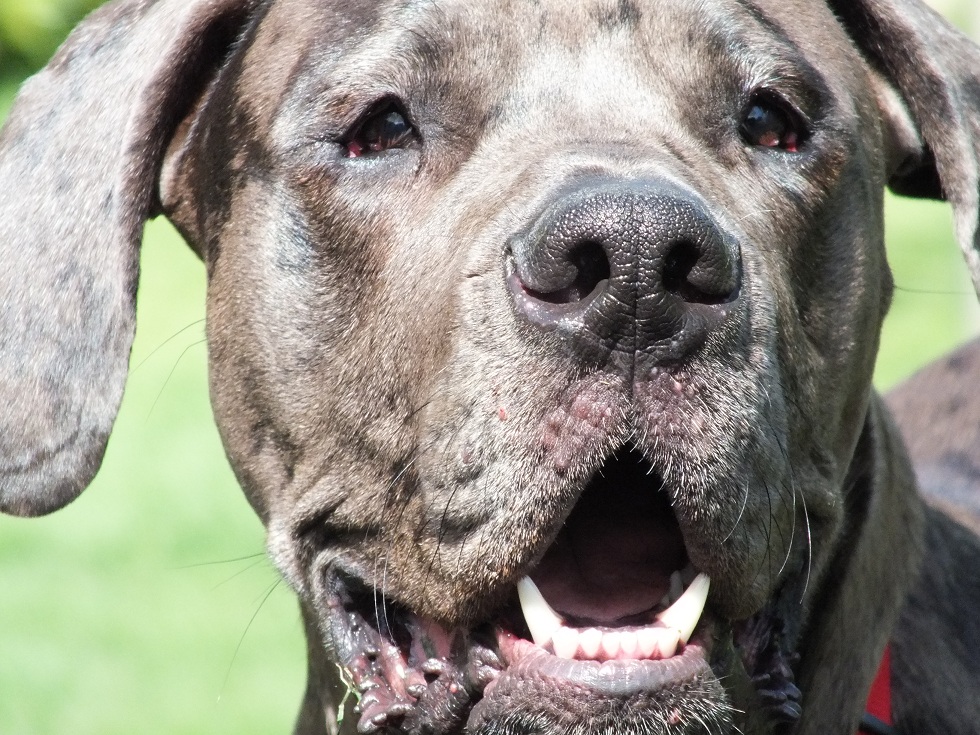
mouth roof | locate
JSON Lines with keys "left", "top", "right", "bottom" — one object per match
{"left": 516, "top": 446, "right": 711, "bottom": 662}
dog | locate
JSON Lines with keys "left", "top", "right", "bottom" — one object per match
{"left": 2, "top": 0, "right": 980, "bottom": 733}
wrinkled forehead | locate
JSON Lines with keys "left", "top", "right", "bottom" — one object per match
{"left": 240, "top": 0, "right": 857, "bottom": 143}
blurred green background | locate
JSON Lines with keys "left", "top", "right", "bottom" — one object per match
{"left": 1, "top": 1, "right": 978, "bottom": 733}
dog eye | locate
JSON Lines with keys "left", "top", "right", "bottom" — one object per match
{"left": 740, "top": 94, "right": 806, "bottom": 153}
{"left": 345, "top": 105, "right": 417, "bottom": 158}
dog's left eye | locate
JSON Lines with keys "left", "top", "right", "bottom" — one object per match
{"left": 740, "top": 94, "right": 806, "bottom": 153}
{"left": 345, "top": 105, "right": 417, "bottom": 158}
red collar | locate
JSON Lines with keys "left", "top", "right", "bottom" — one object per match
{"left": 858, "top": 644, "right": 895, "bottom": 734}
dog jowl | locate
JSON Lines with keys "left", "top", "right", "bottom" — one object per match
{"left": 2, "top": 0, "right": 980, "bottom": 734}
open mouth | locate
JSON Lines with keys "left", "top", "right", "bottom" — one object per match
{"left": 514, "top": 446, "right": 709, "bottom": 663}
{"left": 324, "top": 448, "right": 767, "bottom": 734}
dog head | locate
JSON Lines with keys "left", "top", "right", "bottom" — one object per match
{"left": 2, "top": 0, "right": 979, "bottom": 733}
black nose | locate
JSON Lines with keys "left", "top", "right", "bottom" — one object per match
{"left": 507, "top": 179, "right": 741, "bottom": 365}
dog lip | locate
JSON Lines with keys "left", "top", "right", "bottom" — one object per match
{"left": 322, "top": 571, "right": 505, "bottom": 734}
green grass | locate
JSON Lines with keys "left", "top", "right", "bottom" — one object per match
{"left": 0, "top": 219, "right": 306, "bottom": 734}
{"left": 2, "top": 21, "right": 980, "bottom": 734}
{"left": 877, "top": 195, "right": 980, "bottom": 387}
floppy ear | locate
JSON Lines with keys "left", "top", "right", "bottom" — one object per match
{"left": 0, "top": 0, "right": 259, "bottom": 516}
{"left": 827, "top": 0, "right": 980, "bottom": 293}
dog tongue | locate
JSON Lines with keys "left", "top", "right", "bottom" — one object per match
{"left": 531, "top": 463, "right": 686, "bottom": 624}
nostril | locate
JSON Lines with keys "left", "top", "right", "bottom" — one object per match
{"left": 508, "top": 180, "right": 742, "bottom": 353}
{"left": 661, "top": 241, "right": 700, "bottom": 298}
{"left": 523, "top": 241, "right": 611, "bottom": 305}
{"left": 661, "top": 240, "right": 737, "bottom": 306}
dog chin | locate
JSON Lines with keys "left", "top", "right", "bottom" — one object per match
{"left": 468, "top": 631, "right": 731, "bottom": 735}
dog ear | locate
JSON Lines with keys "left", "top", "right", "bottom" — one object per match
{"left": 0, "top": 0, "right": 259, "bottom": 516}
{"left": 828, "top": 0, "right": 980, "bottom": 293}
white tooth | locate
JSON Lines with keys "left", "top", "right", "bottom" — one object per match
{"left": 669, "top": 570, "right": 684, "bottom": 603}
{"left": 551, "top": 627, "right": 579, "bottom": 659}
{"left": 619, "top": 631, "right": 639, "bottom": 659}
{"left": 637, "top": 626, "right": 680, "bottom": 659}
{"left": 580, "top": 628, "right": 603, "bottom": 659}
{"left": 653, "top": 628, "right": 680, "bottom": 659}
{"left": 658, "top": 591, "right": 671, "bottom": 609}
{"left": 600, "top": 631, "right": 621, "bottom": 660}
{"left": 637, "top": 627, "right": 659, "bottom": 658}
{"left": 517, "top": 577, "right": 564, "bottom": 647}
{"left": 655, "top": 573, "right": 710, "bottom": 644}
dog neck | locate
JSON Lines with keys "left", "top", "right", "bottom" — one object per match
{"left": 795, "top": 393, "right": 924, "bottom": 735}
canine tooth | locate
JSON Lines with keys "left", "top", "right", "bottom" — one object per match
{"left": 517, "top": 577, "right": 564, "bottom": 646}
{"left": 669, "top": 570, "right": 684, "bottom": 603}
{"left": 551, "top": 626, "right": 579, "bottom": 659}
{"left": 579, "top": 628, "right": 602, "bottom": 659}
{"left": 656, "top": 573, "right": 710, "bottom": 644}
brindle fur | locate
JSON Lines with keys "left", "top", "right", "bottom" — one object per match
{"left": 1, "top": 1, "right": 979, "bottom": 733}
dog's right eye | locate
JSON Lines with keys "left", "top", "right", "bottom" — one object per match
{"left": 739, "top": 93, "right": 808, "bottom": 153}
{"left": 344, "top": 104, "right": 418, "bottom": 158}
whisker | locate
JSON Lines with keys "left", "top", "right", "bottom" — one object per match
{"left": 211, "top": 558, "right": 270, "bottom": 591}
{"left": 131, "top": 318, "right": 206, "bottom": 373}
{"left": 219, "top": 577, "right": 282, "bottom": 702}
{"left": 175, "top": 552, "right": 267, "bottom": 569}
{"left": 145, "top": 338, "right": 207, "bottom": 422}
{"left": 798, "top": 489, "right": 813, "bottom": 601}
{"left": 893, "top": 283, "right": 971, "bottom": 296}
{"left": 722, "top": 481, "right": 750, "bottom": 544}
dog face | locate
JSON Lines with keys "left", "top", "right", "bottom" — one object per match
{"left": 2, "top": 0, "right": 979, "bottom": 733}
{"left": 190, "top": 2, "right": 894, "bottom": 729}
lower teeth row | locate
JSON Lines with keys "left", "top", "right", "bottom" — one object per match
{"left": 517, "top": 573, "right": 711, "bottom": 661}
{"left": 551, "top": 623, "right": 681, "bottom": 661}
